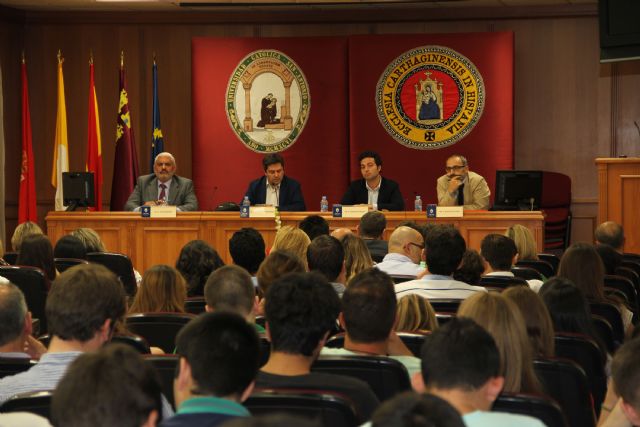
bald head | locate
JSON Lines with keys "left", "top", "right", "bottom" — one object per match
{"left": 594, "top": 221, "right": 625, "bottom": 252}
{"left": 388, "top": 226, "right": 424, "bottom": 264}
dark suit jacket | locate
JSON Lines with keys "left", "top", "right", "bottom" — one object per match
{"left": 243, "top": 175, "right": 306, "bottom": 211}
{"left": 340, "top": 177, "right": 405, "bottom": 211}
{"left": 363, "top": 239, "right": 389, "bottom": 263}
{"left": 124, "top": 174, "right": 199, "bottom": 211}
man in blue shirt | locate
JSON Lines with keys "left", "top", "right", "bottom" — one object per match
{"left": 160, "top": 312, "right": 260, "bottom": 427}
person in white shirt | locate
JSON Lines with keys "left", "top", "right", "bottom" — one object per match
{"left": 480, "top": 234, "right": 543, "bottom": 292}
{"left": 375, "top": 226, "right": 425, "bottom": 277}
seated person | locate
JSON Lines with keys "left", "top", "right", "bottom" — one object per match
{"left": 436, "top": 155, "right": 490, "bottom": 210}
{"left": 306, "top": 235, "right": 346, "bottom": 297}
{"left": 358, "top": 211, "right": 388, "bottom": 262}
{"left": 321, "top": 268, "right": 421, "bottom": 377}
{"left": 257, "top": 271, "right": 379, "bottom": 423}
{"left": 480, "top": 234, "right": 543, "bottom": 291}
{"left": 160, "top": 312, "right": 260, "bottom": 427}
{"left": 243, "top": 153, "right": 305, "bottom": 211}
{"left": 371, "top": 392, "right": 465, "bottom": 427}
{"left": 0, "top": 282, "right": 47, "bottom": 359}
{"left": 176, "top": 240, "right": 225, "bottom": 297}
{"left": 375, "top": 226, "right": 425, "bottom": 277}
{"left": 229, "top": 228, "right": 266, "bottom": 284}
{"left": 124, "top": 152, "right": 198, "bottom": 211}
{"left": 299, "top": 215, "right": 330, "bottom": 241}
{"left": 340, "top": 151, "right": 404, "bottom": 211}
{"left": 53, "top": 235, "right": 87, "bottom": 260}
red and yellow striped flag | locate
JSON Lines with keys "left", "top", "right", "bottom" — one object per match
{"left": 86, "top": 56, "right": 103, "bottom": 210}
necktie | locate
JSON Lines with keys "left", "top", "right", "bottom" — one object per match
{"left": 159, "top": 184, "right": 167, "bottom": 201}
{"left": 457, "top": 184, "right": 464, "bottom": 206}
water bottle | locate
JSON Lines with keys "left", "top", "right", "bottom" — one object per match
{"left": 242, "top": 196, "right": 250, "bottom": 208}
{"left": 320, "top": 196, "right": 329, "bottom": 212}
{"left": 414, "top": 195, "right": 422, "bottom": 212}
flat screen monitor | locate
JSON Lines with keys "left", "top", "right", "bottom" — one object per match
{"left": 599, "top": 0, "right": 640, "bottom": 62}
{"left": 63, "top": 172, "right": 95, "bottom": 211}
{"left": 494, "top": 170, "right": 542, "bottom": 211}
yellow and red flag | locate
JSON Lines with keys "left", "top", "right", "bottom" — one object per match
{"left": 18, "top": 55, "right": 37, "bottom": 223}
{"left": 51, "top": 50, "right": 69, "bottom": 211}
{"left": 86, "top": 56, "right": 103, "bottom": 210}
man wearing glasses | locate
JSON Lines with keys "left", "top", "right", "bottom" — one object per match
{"left": 436, "top": 154, "right": 490, "bottom": 210}
{"left": 375, "top": 226, "right": 425, "bottom": 277}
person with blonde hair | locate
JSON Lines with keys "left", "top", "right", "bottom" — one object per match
{"left": 271, "top": 226, "right": 310, "bottom": 268}
{"left": 11, "top": 221, "right": 43, "bottom": 252}
{"left": 342, "top": 234, "right": 374, "bottom": 284}
{"left": 395, "top": 294, "right": 438, "bottom": 333}
{"left": 503, "top": 285, "right": 555, "bottom": 358}
{"left": 128, "top": 265, "right": 187, "bottom": 313}
{"left": 458, "top": 292, "right": 541, "bottom": 394}
{"left": 505, "top": 224, "right": 539, "bottom": 261}
{"left": 71, "top": 227, "right": 106, "bottom": 253}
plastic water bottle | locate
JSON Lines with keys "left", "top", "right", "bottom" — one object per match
{"left": 414, "top": 195, "right": 422, "bottom": 212}
{"left": 242, "top": 196, "right": 250, "bottom": 208}
{"left": 320, "top": 196, "right": 329, "bottom": 212}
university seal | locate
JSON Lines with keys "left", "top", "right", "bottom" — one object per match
{"left": 226, "top": 50, "right": 310, "bottom": 153}
{"left": 376, "top": 45, "right": 485, "bottom": 150}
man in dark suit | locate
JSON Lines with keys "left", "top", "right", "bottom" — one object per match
{"left": 124, "top": 152, "right": 199, "bottom": 211}
{"left": 340, "top": 151, "right": 404, "bottom": 211}
{"left": 243, "top": 153, "right": 305, "bottom": 211}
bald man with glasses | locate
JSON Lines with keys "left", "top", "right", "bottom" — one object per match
{"left": 437, "top": 155, "right": 490, "bottom": 210}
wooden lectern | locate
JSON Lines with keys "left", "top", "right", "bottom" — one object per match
{"left": 596, "top": 158, "right": 640, "bottom": 253}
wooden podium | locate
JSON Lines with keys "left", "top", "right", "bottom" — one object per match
{"left": 596, "top": 158, "right": 640, "bottom": 253}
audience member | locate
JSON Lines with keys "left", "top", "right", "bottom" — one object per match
{"left": 0, "top": 282, "right": 46, "bottom": 359}
{"left": 16, "top": 234, "right": 57, "bottom": 281}
{"left": 371, "top": 392, "right": 465, "bottom": 427}
{"left": 0, "top": 264, "right": 126, "bottom": 404}
{"left": 229, "top": 228, "right": 266, "bottom": 280}
{"left": 375, "top": 226, "right": 424, "bottom": 277}
{"left": 503, "top": 285, "right": 555, "bottom": 358}
{"left": 452, "top": 249, "right": 485, "bottom": 286}
{"left": 71, "top": 227, "right": 106, "bottom": 253}
{"left": 396, "top": 226, "right": 486, "bottom": 299}
{"left": 358, "top": 211, "right": 388, "bottom": 262}
{"left": 596, "top": 243, "right": 624, "bottom": 275}
{"left": 160, "top": 312, "right": 260, "bottom": 427}
{"left": 396, "top": 294, "right": 438, "bottom": 334}
{"left": 458, "top": 292, "right": 541, "bottom": 394}
{"left": 258, "top": 272, "right": 379, "bottom": 423}
{"left": 321, "top": 268, "right": 421, "bottom": 376}
{"left": 176, "top": 240, "right": 225, "bottom": 297}
{"left": 480, "top": 234, "right": 542, "bottom": 291}
{"left": 0, "top": 238, "right": 8, "bottom": 266}
{"left": 271, "top": 226, "right": 310, "bottom": 268}
{"left": 414, "top": 318, "right": 545, "bottom": 427}
{"left": 53, "top": 235, "right": 87, "bottom": 260}
{"left": 595, "top": 221, "right": 625, "bottom": 253}
{"left": 505, "top": 224, "right": 539, "bottom": 261}
{"left": 330, "top": 227, "right": 353, "bottom": 241}
{"left": 307, "top": 235, "right": 346, "bottom": 296}
{"left": 558, "top": 242, "right": 633, "bottom": 331}
{"left": 204, "top": 265, "right": 262, "bottom": 333}
{"left": 10, "top": 221, "right": 43, "bottom": 252}
{"left": 299, "top": 215, "right": 330, "bottom": 241}
{"left": 342, "top": 233, "right": 374, "bottom": 284}
{"left": 255, "top": 250, "right": 305, "bottom": 300}
{"left": 129, "top": 265, "right": 187, "bottom": 313}
{"left": 0, "top": 413, "right": 52, "bottom": 426}
{"left": 52, "top": 344, "right": 162, "bottom": 427}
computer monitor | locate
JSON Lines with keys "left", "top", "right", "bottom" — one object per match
{"left": 494, "top": 170, "right": 542, "bottom": 211}
{"left": 63, "top": 172, "right": 95, "bottom": 211}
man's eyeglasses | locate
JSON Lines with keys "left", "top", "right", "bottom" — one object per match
{"left": 408, "top": 242, "right": 424, "bottom": 250}
{"left": 445, "top": 165, "right": 466, "bottom": 172}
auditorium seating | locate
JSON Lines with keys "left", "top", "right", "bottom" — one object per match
{"left": 516, "top": 259, "right": 555, "bottom": 278}
{"left": 591, "top": 315, "right": 616, "bottom": 354}
{"left": 540, "top": 171, "right": 572, "bottom": 252}
{"left": 537, "top": 253, "right": 560, "bottom": 274}
{"left": 0, "top": 390, "right": 53, "bottom": 421}
{"left": 479, "top": 275, "right": 528, "bottom": 290}
{"left": 428, "top": 299, "right": 462, "bottom": 313}
{"left": 111, "top": 335, "right": 151, "bottom": 354}
{"left": 184, "top": 296, "right": 206, "bottom": 315}
{"left": 87, "top": 252, "right": 137, "bottom": 296}
{"left": 2, "top": 252, "right": 18, "bottom": 265}
{"left": 144, "top": 354, "right": 179, "bottom": 410}
{"left": 493, "top": 392, "right": 568, "bottom": 427}
{"left": 125, "top": 312, "right": 195, "bottom": 353}
{"left": 0, "top": 357, "right": 37, "bottom": 379}
{"left": 324, "top": 332, "right": 427, "bottom": 358}
{"left": 604, "top": 275, "right": 639, "bottom": 314}
{"left": 615, "top": 266, "right": 640, "bottom": 291}
{"left": 53, "top": 257, "right": 89, "bottom": 273}
{"left": 0, "top": 266, "right": 50, "bottom": 333}
{"left": 511, "top": 266, "right": 544, "bottom": 281}
{"left": 589, "top": 301, "right": 625, "bottom": 346}
{"left": 246, "top": 388, "right": 358, "bottom": 427}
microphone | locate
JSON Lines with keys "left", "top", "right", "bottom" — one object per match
{"left": 530, "top": 197, "right": 534, "bottom": 211}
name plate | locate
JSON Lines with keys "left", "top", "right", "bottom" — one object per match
{"left": 436, "top": 206, "right": 464, "bottom": 218}
{"left": 150, "top": 205, "right": 177, "bottom": 218}
{"left": 248, "top": 206, "right": 277, "bottom": 218}
{"left": 341, "top": 205, "right": 369, "bottom": 218}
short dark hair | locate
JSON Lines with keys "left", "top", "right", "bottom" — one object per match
{"left": 307, "top": 235, "right": 344, "bottom": 282}
{"left": 176, "top": 312, "right": 260, "bottom": 397}
{"left": 0, "top": 282, "right": 27, "bottom": 346}
{"left": 263, "top": 153, "right": 284, "bottom": 171}
{"left": 265, "top": 272, "right": 340, "bottom": 356}
{"left": 299, "top": 215, "right": 330, "bottom": 241}
{"left": 453, "top": 249, "right": 485, "bottom": 286}
{"left": 224, "top": 414, "right": 321, "bottom": 427}
{"left": 53, "top": 235, "right": 88, "bottom": 260}
{"left": 256, "top": 250, "right": 306, "bottom": 298}
{"left": 612, "top": 337, "right": 640, "bottom": 410}
{"left": 594, "top": 221, "right": 624, "bottom": 250}
{"left": 52, "top": 344, "right": 162, "bottom": 427}
{"left": 424, "top": 226, "right": 466, "bottom": 276}
{"left": 205, "top": 265, "right": 255, "bottom": 316}
{"left": 480, "top": 234, "right": 517, "bottom": 271}
{"left": 595, "top": 243, "right": 623, "bottom": 275}
{"left": 176, "top": 240, "right": 225, "bottom": 297}
{"left": 342, "top": 268, "right": 396, "bottom": 343}
{"left": 229, "top": 228, "right": 265, "bottom": 274}
{"left": 46, "top": 264, "right": 126, "bottom": 342}
{"left": 358, "top": 151, "right": 382, "bottom": 166}
{"left": 372, "top": 392, "right": 465, "bottom": 427}
{"left": 359, "top": 211, "right": 386, "bottom": 239}
{"left": 16, "top": 234, "right": 57, "bottom": 281}
{"left": 421, "top": 318, "right": 500, "bottom": 390}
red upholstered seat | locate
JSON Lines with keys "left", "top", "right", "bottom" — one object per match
{"left": 541, "top": 172, "right": 572, "bottom": 251}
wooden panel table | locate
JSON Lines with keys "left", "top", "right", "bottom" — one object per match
{"left": 46, "top": 211, "right": 544, "bottom": 273}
